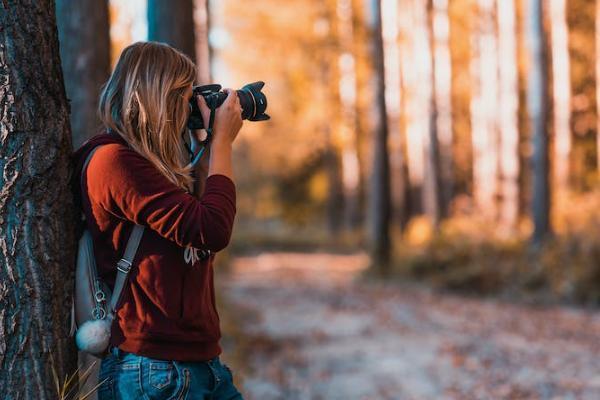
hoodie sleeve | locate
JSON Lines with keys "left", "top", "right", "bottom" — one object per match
{"left": 85, "top": 143, "right": 236, "bottom": 252}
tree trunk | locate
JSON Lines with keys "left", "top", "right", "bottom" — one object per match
{"left": 497, "top": 0, "right": 521, "bottom": 231}
{"left": 527, "top": 0, "right": 551, "bottom": 245}
{"left": 549, "top": 0, "right": 571, "bottom": 194}
{"left": 0, "top": 1, "right": 78, "bottom": 398}
{"left": 471, "top": 0, "right": 500, "bottom": 220}
{"left": 194, "top": 0, "right": 212, "bottom": 84}
{"left": 381, "top": 0, "right": 410, "bottom": 230}
{"left": 56, "top": 0, "right": 110, "bottom": 152}
{"left": 367, "top": 0, "right": 391, "bottom": 274}
{"left": 431, "top": 0, "right": 453, "bottom": 219}
{"left": 423, "top": 0, "right": 444, "bottom": 227}
{"left": 148, "top": 0, "right": 196, "bottom": 62}
{"left": 399, "top": 0, "right": 425, "bottom": 216}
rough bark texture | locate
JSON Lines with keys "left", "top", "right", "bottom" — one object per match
{"left": 56, "top": 0, "right": 110, "bottom": 150}
{"left": 148, "top": 0, "right": 196, "bottom": 63}
{"left": 527, "top": 0, "right": 551, "bottom": 244}
{"left": 0, "top": 1, "right": 78, "bottom": 399}
{"left": 367, "top": 0, "right": 391, "bottom": 274}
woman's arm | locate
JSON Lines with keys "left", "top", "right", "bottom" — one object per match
{"left": 195, "top": 88, "right": 242, "bottom": 184}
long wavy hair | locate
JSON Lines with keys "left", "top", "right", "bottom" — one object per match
{"left": 98, "top": 41, "right": 196, "bottom": 192}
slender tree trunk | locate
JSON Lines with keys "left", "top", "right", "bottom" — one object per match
{"left": 431, "top": 0, "right": 453, "bottom": 218}
{"left": 148, "top": 0, "right": 196, "bottom": 62}
{"left": 381, "top": 0, "right": 410, "bottom": 229}
{"left": 527, "top": 0, "right": 551, "bottom": 245}
{"left": 424, "top": 0, "right": 443, "bottom": 227}
{"left": 367, "top": 0, "right": 391, "bottom": 274}
{"left": 471, "top": 0, "right": 500, "bottom": 220}
{"left": 497, "top": 0, "right": 521, "bottom": 231}
{"left": 56, "top": 0, "right": 110, "bottom": 151}
{"left": 400, "top": 0, "right": 427, "bottom": 216}
{"left": 549, "top": 0, "right": 571, "bottom": 194}
{"left": 0, "top": 1, "right": 78, "bottom": 398}
{"left": 194, "top": 0, "right": 212, "bottom": 84}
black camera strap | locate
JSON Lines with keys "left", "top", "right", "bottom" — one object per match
{"left": 189, "top": 96, "right": 218, "bottom": 167}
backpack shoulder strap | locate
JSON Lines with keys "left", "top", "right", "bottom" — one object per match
{"left": 80, "top": 144, "right": 145, "bottom": 318}
{"left": 110, "top": 224, "right": 144, "bottom": 315}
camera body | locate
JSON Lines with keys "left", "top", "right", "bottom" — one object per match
{"left": 187, "top": 81, "right": 270, "bottom": 130}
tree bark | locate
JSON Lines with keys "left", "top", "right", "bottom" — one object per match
{"left": 56, "top": 0, "right": 110, "bottom": 150}
{"left": 0, "top": 1, "right": 78, "bottom": 398}
{"left": 148, "top": 0, "right": 196, "bottom": 62}
{"left": 367, "top": 0, "right": 391, "bottom": 274}
{"left": 526, "top": 0, "right": 551, "bottom": 245}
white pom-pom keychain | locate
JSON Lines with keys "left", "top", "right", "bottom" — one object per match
{"left": 75, "top": 318, "right": 113, "bottom": 355}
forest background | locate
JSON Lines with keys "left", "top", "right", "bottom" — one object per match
{"left": 1, "top": 0, "right": 600, "bottom": 398}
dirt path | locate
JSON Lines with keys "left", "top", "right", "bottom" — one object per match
{"left": 222, "top": 252, "right": 600, "bottom": 400}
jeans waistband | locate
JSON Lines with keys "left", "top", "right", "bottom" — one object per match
{"left": 108, "top": 345, "right": 220, "bottom": 364}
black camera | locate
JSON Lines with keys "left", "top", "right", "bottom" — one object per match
{"left": 187, "top": 81, "right": 270, "bottom": 130}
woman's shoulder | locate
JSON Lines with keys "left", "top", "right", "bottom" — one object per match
{"left": 92, "top": 142, "right": 149, "bottom": 170}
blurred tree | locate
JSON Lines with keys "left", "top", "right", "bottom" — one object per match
{"left": 430, "top": 0, "right": 453, "bottom": 221}
{"left": 365, "top": 0, "right": 391, "bottom": 273}
{"left": 148, "top": 0, "right": 196, "bottom": 62}
{"left": 194, "top": 0, "right": 212, "bottom": 84}
{"left": 471, "top": 0, "right": 500, "bottom": 221}
{"left": 0, "top": 1, "right": 78, "bottom": 397}
{"left": 549, "top": 0, "right": 572, "bottom": 194}
{"left": 56, "top": 0, "right": 110, "bottom": 149}
{"left": 423, "top": 0, "right": 444, "bottom": 227}
{"left": 448, "top": 0, "right": 474, "bottom": 203}
{"left": 399, "top": 0, "right": 426, "bottom": 216}
{"left": 497, "top": 0, "right": 521, "bottom": 231}
{"left": 381, "top": 0, "right": 410, "bottom": 230}
{"left": 527, "top": 0, "right": 551, "bottom": 244}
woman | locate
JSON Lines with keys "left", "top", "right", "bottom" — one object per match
{"left": 72, "top": 41, "right": 243, "bottom": 399}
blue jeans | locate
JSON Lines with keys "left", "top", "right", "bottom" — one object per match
{"left": 97, "top": 346, "right": 244, "bottom": 400}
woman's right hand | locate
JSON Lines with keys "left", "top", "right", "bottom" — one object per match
{"left": 196, "top": 88, "right": 243, "bottom": 146}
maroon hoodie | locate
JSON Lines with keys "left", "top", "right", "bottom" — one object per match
{"left": 71, "top": 131, "right": 236, "bottom": 361}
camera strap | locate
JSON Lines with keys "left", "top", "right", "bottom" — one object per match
{"left": 189, "top": 96, "right": 218, "bottom": 168}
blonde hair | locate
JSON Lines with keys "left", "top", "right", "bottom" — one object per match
{"left": 99, "top": 41, "right": 196, "bottom": 192}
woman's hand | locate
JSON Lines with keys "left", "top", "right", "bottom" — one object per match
{"left": 196, "top": 88, "right": 243, "bottom": 146}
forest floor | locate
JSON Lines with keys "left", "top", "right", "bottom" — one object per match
{"left": 219, "top": 251, "right": 600, "bottom": 400}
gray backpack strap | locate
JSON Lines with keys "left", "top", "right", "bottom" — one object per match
{"left": 81, "top": 144, "right": 145, "bottom": 318}
{"left": 109, "top": 224, "right": 144, "bottom": 315}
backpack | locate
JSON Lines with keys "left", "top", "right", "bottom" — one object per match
{"left": 69, "top": 145, "right": 145, "bottom": 357}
